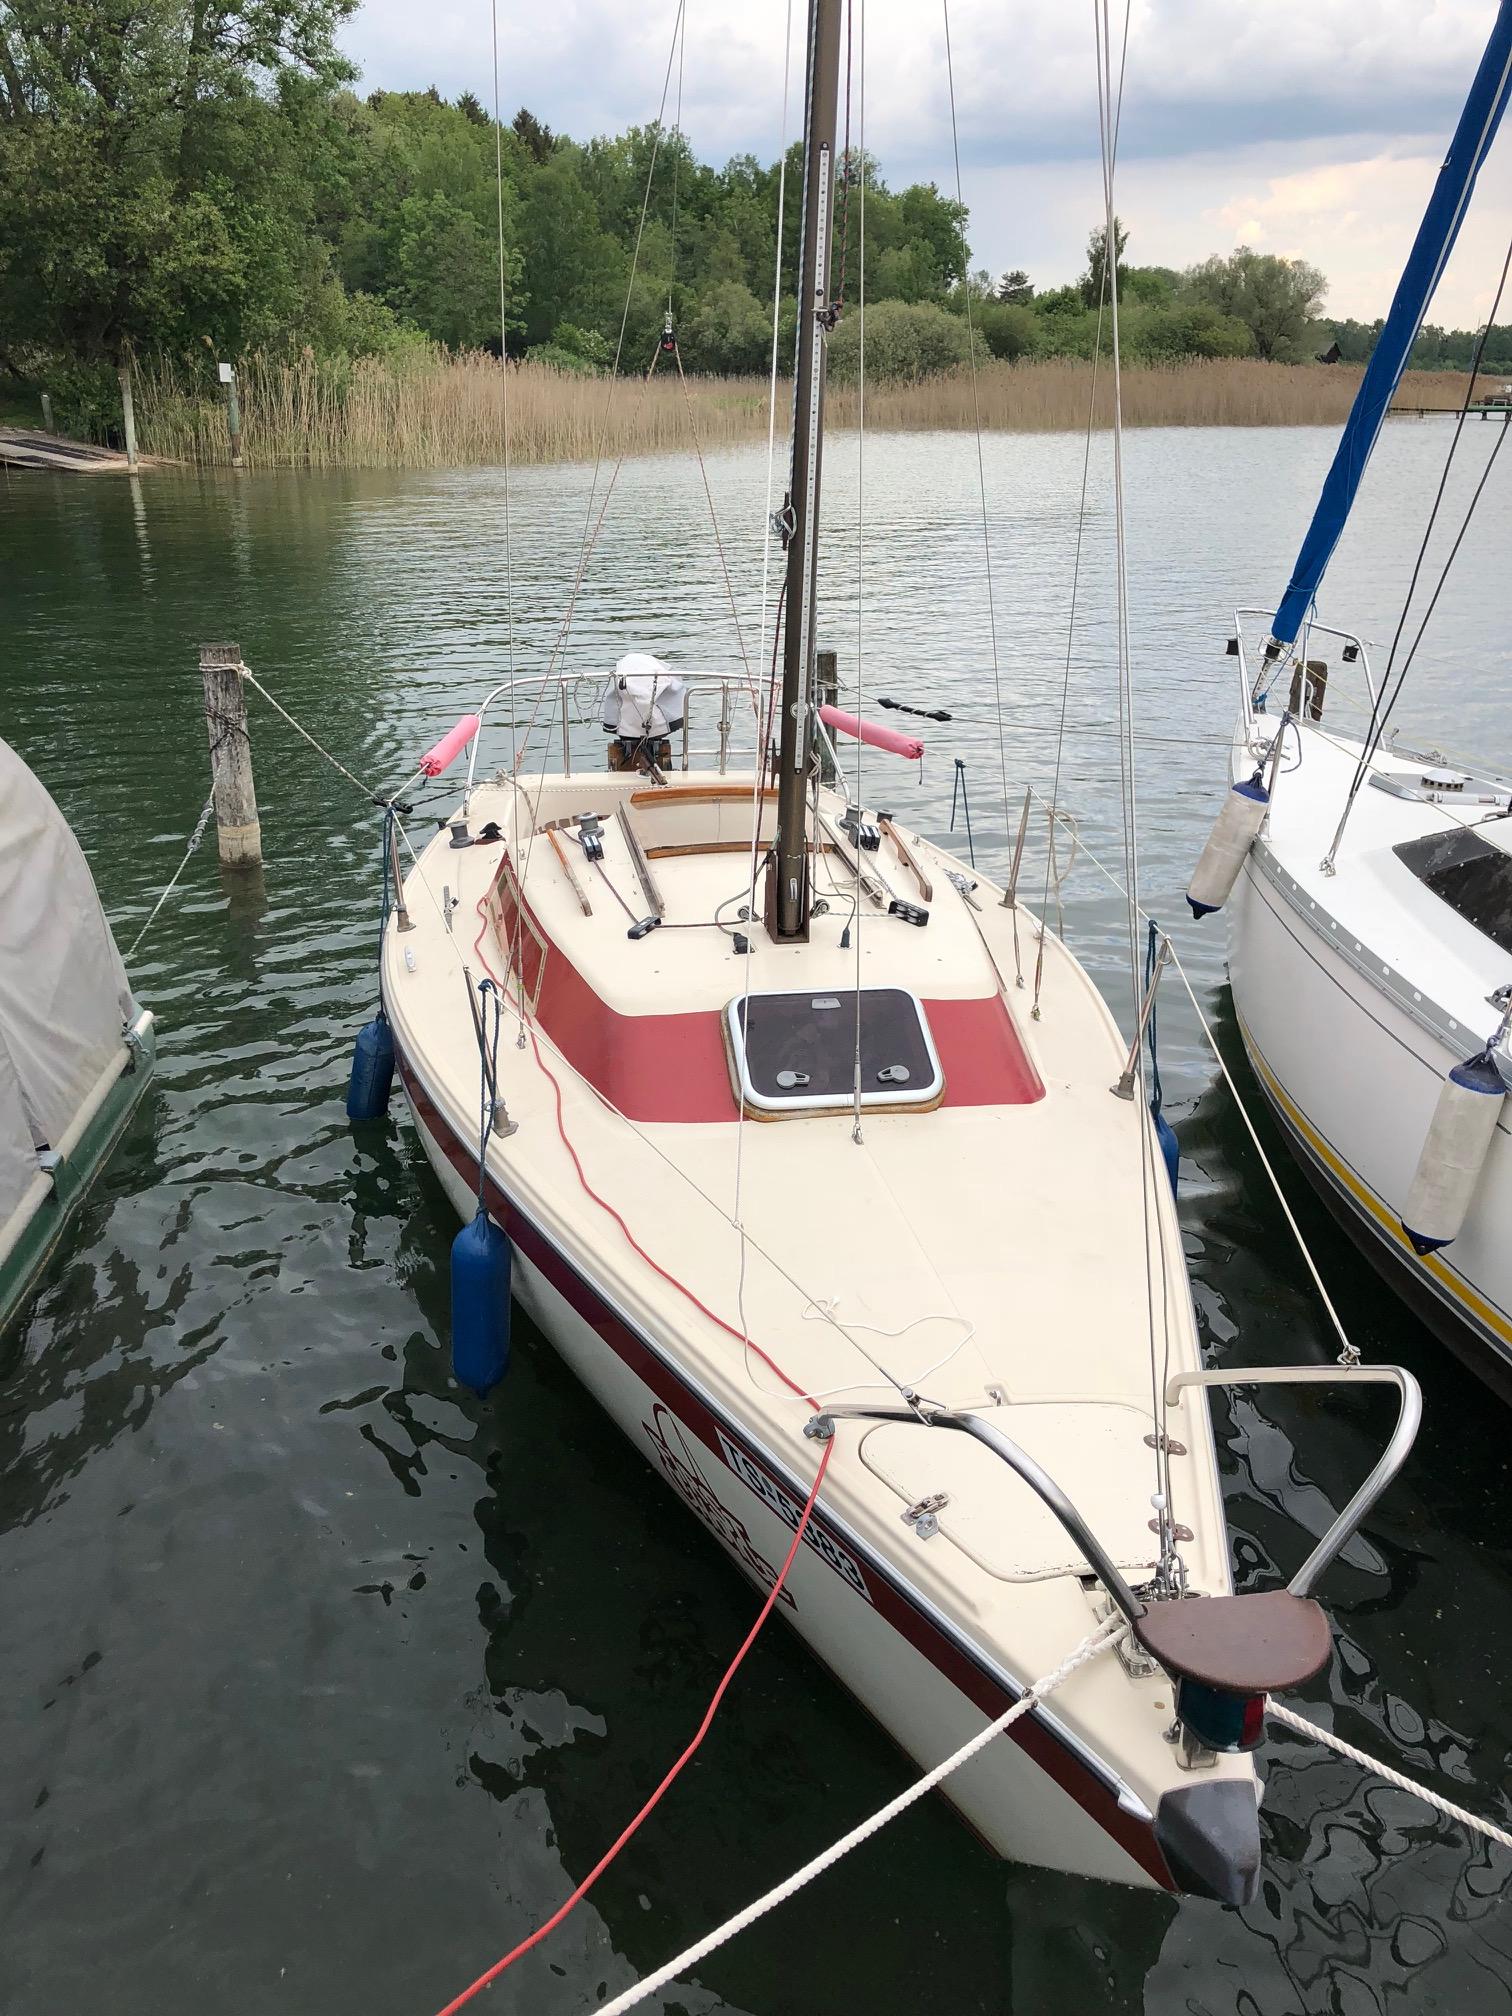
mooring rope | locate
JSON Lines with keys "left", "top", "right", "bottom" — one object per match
{"left": 238, "top": 664, "right": 391, "bottom": 806}
{"left": 1269, "top": 1700, "right": 1512, "bottom": 1854}
{"left": 122, "top": 790, "right": 216, "bottom": 961}
{"left": 593, "top": 1615, "right": 1128, "bottom": 2014}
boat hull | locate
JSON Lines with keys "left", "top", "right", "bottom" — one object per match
{"left": 0, "top": 1011, "right": 156, "bottom": 1339}
{"left": 1229, "top": 853, "right": 1512, "bottom": 1380}
{"left": 395, "top": 1041, "right": 1192, "bottom": 1895}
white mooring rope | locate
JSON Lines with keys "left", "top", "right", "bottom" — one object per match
{"left": 593, "top": 1615, "right": 1127, "bottom": 2015}
{"left": 239, "top": 664, "right": 388, "bottom": 806}
{"left": 1269, "top": 1700, "right": 1512, "bottom": 1855}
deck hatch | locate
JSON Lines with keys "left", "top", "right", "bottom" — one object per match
{"left": 1393, "top": 825, "right": 1512, "bottom": 956}
{"left": 725, "top": 987, "right": 943, "bottom": 1113}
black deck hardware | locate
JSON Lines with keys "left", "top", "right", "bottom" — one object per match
{"left": 627, "top": 915, "right": 662, "bottom": 941}
{"left": 840, "top": 807, "right": 881, "bottom": 851}
{"left": 888, "top": 899, "right": 929, "bottom": 927}
{"left": 579, "top": 813, "right": 605, "bottom": 861}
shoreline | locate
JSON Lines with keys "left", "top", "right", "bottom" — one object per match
{"left": 123, "top": 355, "right": 1475, "bottom": 472}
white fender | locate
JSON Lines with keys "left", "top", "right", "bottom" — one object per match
{"left": 1401, "top": 1052, "right": 1505, "bottom": 1255}
{"left": 1187, "top": 776, "right": 1269, "bottom": 918}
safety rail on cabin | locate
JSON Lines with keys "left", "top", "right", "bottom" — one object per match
{"left": 456, "top": 670, "right": 777, "bottom": 804}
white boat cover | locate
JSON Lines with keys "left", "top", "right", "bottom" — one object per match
{"left": 600, "top": 653, "right": 687, "bottom": 739}
{"left": 0, "top": 736, "right": 133, "bottom": 1224}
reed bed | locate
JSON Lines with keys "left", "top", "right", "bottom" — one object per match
{"left": 130, "top": 348, "right": 1475, "bottom": 470}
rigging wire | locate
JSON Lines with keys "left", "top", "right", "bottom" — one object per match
{"left": 850, "top": 0, "right": 866, "bottom": 1147}
{"left": 509, "top": 0, "right": 688, "bottom": 798}
{"left": 733, "top": 0, "right": 798, "bottom": 1372}
{"left": 1325, "top": 226, "right": 1512, "bottom": 867}
{"left": 490, "top": 0, "right": 524, "bottom": 1037}
{"left": 940, "top": 0, "right": 1012, "bottom": 857}
{"left": 488, "top": 0, "right": 517, "bottom": 689}
{"left": 1093, "top": 0, "right": 1179, "bottom": 1566}
{"left": 1031, "top": 14, "right": 1127, "bottom": 1020}
{"left": 668, "top": 0, "right": 687, "bottom": 315}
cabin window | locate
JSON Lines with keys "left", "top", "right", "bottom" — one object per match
{"left": 1393, "top": 827, "right": 1512, "bottom": 956}
{"left": 725, "top": 988, "right": 943, "bottom": 1114}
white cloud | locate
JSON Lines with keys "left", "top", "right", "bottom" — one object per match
{"left": 342, "top": 0, "right": 1512, "bottom": 327}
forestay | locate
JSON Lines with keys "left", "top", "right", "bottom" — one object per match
{"left": 1270, "top": 0, "right": 1512, "bottom": 646}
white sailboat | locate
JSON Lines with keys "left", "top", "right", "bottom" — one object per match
{"left": 1191, "top": 1, "right": 1512, "bottom": 1382}
{"left": 381, "top": 0, "right": 1417, "bottom": 1901}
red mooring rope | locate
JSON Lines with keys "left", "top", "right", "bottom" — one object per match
{"left": 432, "top": 902, "right": 832, "bottom": 2012}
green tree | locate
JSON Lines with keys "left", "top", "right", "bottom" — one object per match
{"left": 0, "top": 0, "right": 356, "bottom": 389}
{"left": 828, "top": 299, "right": 970, "bottom": 383}
{"left": 392, "top": 192, "right": 507, "bottom": 348}
{"left": 512, "top": 106, "right": 554, "bottom": 164}
{"left": 996, "top": 268, "right": 1033, "bottom": 303}
{"left": 975, "top": 300, "right": 1037, "bottom": 360}
{"left": 686, "top": 280, "right": 769, "bottom": 374}
{"left": 1082, "top": 216, "right": 1129, "bottom": 306}
{"left": 1184, "top": 246, "right": 1326, "bottom": 361}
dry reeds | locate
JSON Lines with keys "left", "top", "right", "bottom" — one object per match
{"left": 129, "top": 348, "right": 1475, "bottom": 470}
{"left": 826, "top": 360, "right": 1475, "bottom": 432}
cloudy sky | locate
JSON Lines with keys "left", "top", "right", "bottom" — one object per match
{"left": 343, "top": 1, "right": 1512, "bottom": 328}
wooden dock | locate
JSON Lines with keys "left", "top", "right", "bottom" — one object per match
{"left": 1390, "top": 403, "right": 1512, "bottom": 419}
{"left": 0, "top": 428, "right": 139, "bottom": 473}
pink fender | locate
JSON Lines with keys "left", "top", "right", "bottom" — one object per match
{"left": 819, "top": 705, "right": 924, "bottom": 761}
{"left": 420, "top": 714, "right": 482, "bottom": 777}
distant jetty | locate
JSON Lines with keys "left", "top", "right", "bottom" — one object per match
{"left": 0, "top": 428, "right": 141, "bottom": 473}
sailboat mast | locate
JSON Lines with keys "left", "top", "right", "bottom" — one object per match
{"left": 768, "top": 0, "right": 844, "bottom": 943}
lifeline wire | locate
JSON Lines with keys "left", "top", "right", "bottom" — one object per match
{"left": 594, "top": 1615, "right": 1129, "bottom": 2015}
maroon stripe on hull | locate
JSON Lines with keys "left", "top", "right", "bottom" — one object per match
{"left": 395, "top": 1044, "right": 1174, "bottom": 1890}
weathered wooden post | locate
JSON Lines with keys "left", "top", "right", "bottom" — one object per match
{"left": 218, "top": 361, "right": 243, "bottom": 468}
{"left": 200, "top": 643, "right": 262, "bottom": 866}
{"left": 40, "top": 392, "right": 54, "bottom": 435}
{"left": 117, "top": 364, "right": 139, "bottom": 471}
{"left": 815, "top": 648, "right": 839, "bottom": 785}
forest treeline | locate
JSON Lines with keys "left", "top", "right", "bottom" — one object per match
{"left": 2, "top": 0, "right": 1509, "bottom": 441}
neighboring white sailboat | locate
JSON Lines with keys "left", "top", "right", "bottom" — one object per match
{"left": 1191, "top": 1, "right": 1512, "bottom": 1382}
{"left": 0, "top": 736, "right": 156, "bottom": 1336}
{"left": 381, "top": 0, "right": 1417, "bottom": 1902}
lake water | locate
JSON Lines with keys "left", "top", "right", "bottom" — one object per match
{"left": 3, "top": 416, "right": 1512, "bottom": 2015}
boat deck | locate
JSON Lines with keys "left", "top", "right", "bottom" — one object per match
{"left": 386, "top": 767, "right": 1253, "bottom": 1852}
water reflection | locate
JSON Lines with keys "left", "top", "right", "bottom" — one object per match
{"left": 2, "top": 430, "right": 1511, "bottom": 2013}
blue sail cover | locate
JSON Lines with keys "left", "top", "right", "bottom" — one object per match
{"left": 1272, "top": 0, "right": 1512, "bottom": 645}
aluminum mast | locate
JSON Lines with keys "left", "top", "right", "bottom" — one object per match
{"left": 766, "top": 0, "right": 843, "bottom": 942}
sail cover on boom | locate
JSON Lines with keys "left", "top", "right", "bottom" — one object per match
{"left": 1271, "top": 0, "right": 1512, "bottom": 647}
